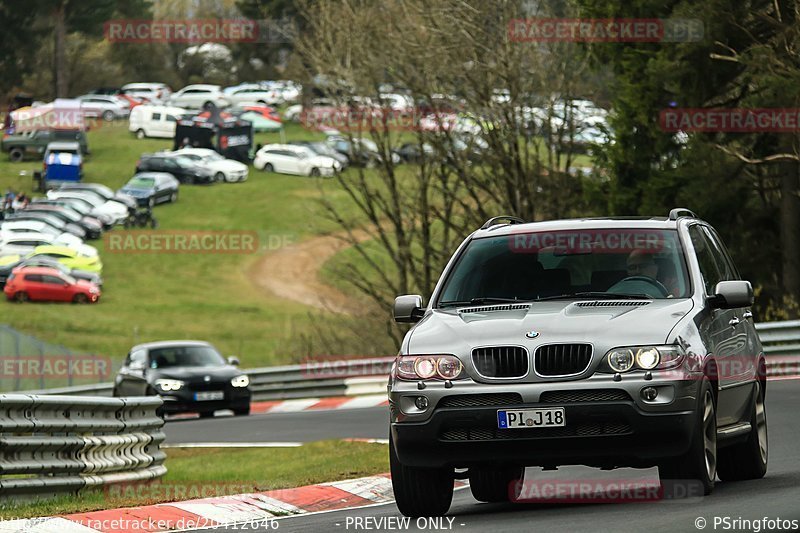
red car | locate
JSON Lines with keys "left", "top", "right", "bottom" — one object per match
{"left": 4, "top": 266, "right": 101, "bottom": 303}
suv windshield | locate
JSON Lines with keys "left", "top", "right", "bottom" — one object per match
{"left": 148, "top": 345, "right": 226, "bottom": 369}
{"left": 437, "top": 228, "right": 690, "bottom": 306}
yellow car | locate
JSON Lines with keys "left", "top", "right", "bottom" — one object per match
{"left": 26, "top": 245, "right": 103, "bottom": 274}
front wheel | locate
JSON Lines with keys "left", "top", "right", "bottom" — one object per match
{"left": 9, "top": 148, "right": 24, "bottom": 162}
{"left": 264, "top": 163, "right": 274, "bottom": 173}
{"left": 170, "top": 191, "right": 178, "bottom": 203}
{"left": 215, "top": 172, "right": 225, "bottom": 183}
{"left": 103, "top": 110, "right": 115, "bottom": 122}
{"left": 389, "top": 434, "right": 453, "bottom": 517}
{"left": 136, "top": 129, "right": 146, "bottom": 139}
{"left": 717, "top": 378, "right": 768, "bottom": 481}
{"left": 233, "top": 406, "right": 251, "bottom": 416}
{"left": 469, "top": 466, "right": 525, "bottom": 503}
{"left": 310, "top": 167, "right": 320, "bottom": 177}
{"left": 659, "top": 378, "right": 716, "bottom": 495}
{"left": 72, "top": 293, "right": 89, "bottom": 304}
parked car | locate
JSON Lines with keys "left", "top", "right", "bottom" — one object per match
{"left": 288, "top": 141, "right": 349, "bottom": 169}
{"left": 388, "top": 209, "right": 767, "bottom": 517}
{"left": 21, "top": 205, "right": 103, "bottom": 239}
{"left": 393, "top": 142, "right": 435, "bottom": 163}
{"left": 42, "top": 142, "right": 83, "bottom": 183}
{"left": 253, "top": 144, "right": 341, "bottom": 177}
{"left": 0, "top": 231, "right": 97, "bottom": 258}
{"left": 25, "top": 245, "right": 102, "bottom": 273}
{"left": 168, "top": 85, "right": 230, "bottom": 109}
{"left": 112, "top": 340, "right": 251, "bottom": 417}
{"left": 136, "top": 153, "right": 215, "bottom": 185}
{"left": 54, "top": 183, "right": 137, "bottom": 211}
{"left": 121, "top": 83, "right": 172, "bottom": 102}
{"left": 4, "top": 266, "right": 100, "bottom": 303}
{"left": 128, "top": 105, "right": 186, "bottom": 139}
{"left": 169, "top": 148, "right": 248, "bottom": 183}
{"left": 45, "top": 191, "right": 129, "bottom": 226}
{"left": 225, "top": 84, "right": 283, "bottom": 106}
{"left": 0, "top": 256, "right": 102, "bottom": 289}
{"left": 238, "top": 109, "right": 283, "bottom": 132}
{"left": 0, "top": 220, "right": 84, "bottom": 249}
{"left": 119, "top": 172, "right": 180, "bottom": 207}
{"left": 2, "top": 212, "right": 87, "bottom": 240}
{"left": 77, "top": 95, "right": 130, "bottom": 121}
{"left": 1, "top": 129, "right": 89, "bottom": 162}
{"left": 325, "top": 135, "right": 397, "bottom": 168}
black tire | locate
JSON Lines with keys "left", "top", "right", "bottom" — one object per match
{"left": 14, "top": 291, "right": 29, "bottom": 303}
{"left": 469, "top": 466, "right": 525, "bottom": 503}
{"left": 72, "top": 293, "right": 89, "bottom": 304}
{"left": 659, "top": 377, "right": 716, "bottom": 495}
{"left": 233, "top": 406, "right": 251, "bottom": 416}
{"left": 9, "top": 148, "right": 24, "bottom": 162}
{"left": 170, "top": 191, "right": 178, "bottom": 203}
{"left": 310, "top": 167, "right": 320, "bottom": 177}
{"left": 389, "top": 433, "right": 453, "bottom": 517}
{"left": 717, "top": 377, "right": 768, "bottom": 481}
{"left": 199, "top": 412, "right": 214, "bottom": 419}
{"left": 215, "top": 172, "right": 226, "bottom": 183}
{"left": 264, "top": 163, "right": 274, "bottom": 173}
{"left": 136, "top": 129, "right": 146, "bottom": 139}
{"left": 103, "top": 110, "right": 115, "bottom": 122}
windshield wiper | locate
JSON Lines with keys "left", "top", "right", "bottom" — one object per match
{"left": 439, "top": 297, "right": 527, "bottom": 308}
{"left": 535, "top": 292, "right": 653, "bottom": 301}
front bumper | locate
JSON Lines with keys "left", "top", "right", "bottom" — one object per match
{"left": 159, "top": 386, "right": 251, "bottom": 414}
{"left": 390, "top": 375, "right": 700, "bottom": 469}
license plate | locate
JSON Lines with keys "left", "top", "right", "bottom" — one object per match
{"left": 194, "top": 391, "right": 224, "bottom": 401}
{"left": 497, "top": 408, "right": 566, "bottom": 429}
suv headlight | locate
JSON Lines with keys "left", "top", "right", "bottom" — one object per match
{"left": 231, "top": 375, "right": 250, "bottom": 388}
{"left": 394, "top": 355, "right": 465, "bottom": 380}
{"left": 604, "top": 345, "right": 685, "bottom": 373}
{"left": 155, "top": 379, "right": 184, "bottom": 392}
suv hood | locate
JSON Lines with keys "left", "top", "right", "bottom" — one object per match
{"left": 408, "top": 299, "right": 694, "bottom": 356}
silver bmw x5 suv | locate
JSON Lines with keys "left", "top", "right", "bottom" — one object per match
{"left": 388, "top": 209, "right": 768, "bottom": 517}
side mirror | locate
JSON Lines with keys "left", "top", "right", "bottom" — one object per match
{"left": 129, "top": 360, "right": 145, "bottom": 372}
{"left": 710, "top": 280, "right": 754, "bottom": 309}
{"left": 393, "top": 294, "right": 425, "bottom": 323}
{"left": 227, "top": 356, "right": 240, "bottom": 366}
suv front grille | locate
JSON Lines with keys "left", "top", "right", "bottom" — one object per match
{"left": 539, "top": 389, "right": 631, "bottom": 403}
{"left": 472, "top": 346, "right": 529, "bottom": 378}
{"left": 438, "top": 393, "right": 523, "bottom": 408}
{"left": 534, "top": 344, "right": 592, "bottom": 376}
{"left": 440, "top": 421, "right": 631, "bottom": 441}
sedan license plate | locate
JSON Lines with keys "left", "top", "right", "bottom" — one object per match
{"left": 194, "top": 391, "right": 224, "bottom": 401}
{"left": 497, "top": 408, "right": 565, "bottom": 429}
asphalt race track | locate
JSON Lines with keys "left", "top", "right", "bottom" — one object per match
{"left": 163, "top": 406, "right": 389, "bottom": 444}
{"left": 179, "top": 381, "right": 800, "bottom": 533}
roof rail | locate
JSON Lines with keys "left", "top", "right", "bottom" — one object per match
{"left": 668, "top": 208, "right": 698, "bottom": 221}
{"left": 480, "top": 215, "right": 526, "bottom": 230}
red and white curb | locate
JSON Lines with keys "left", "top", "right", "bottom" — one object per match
{"left": 0, "top": 474, "right": 467, "bottom": 533}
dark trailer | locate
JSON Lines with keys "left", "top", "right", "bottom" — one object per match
{"left": 173, "top": 106, "right": 253, "bottom": 163}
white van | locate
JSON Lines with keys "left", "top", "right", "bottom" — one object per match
{"left": 128, "top": 105, "right": 186, "bottom": 139}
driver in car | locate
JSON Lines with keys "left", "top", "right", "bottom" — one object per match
{"left": 625, "top": 249, "right": 679, "bottom": 297}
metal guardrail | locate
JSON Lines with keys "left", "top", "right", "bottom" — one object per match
{"left": 0, "top": 394, "right": 166, "bottom": 500}
{"left": 11, "top": 321, "right": 800, "bottom": 400}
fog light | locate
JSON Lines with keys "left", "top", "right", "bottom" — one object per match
{"left": 415, "top": 396, "right": 429, "bottom": 410}
{"left": 641, "top": 387, "right": 658, "bottom": 401}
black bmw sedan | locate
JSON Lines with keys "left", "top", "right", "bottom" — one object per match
{"left": 112, "top": 340, "right": 251, "bottom": 417}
